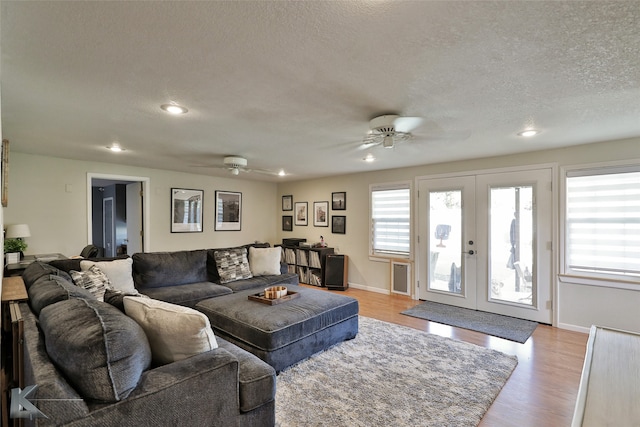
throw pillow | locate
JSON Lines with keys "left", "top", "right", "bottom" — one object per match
{"left": 123, "top": 296, "right": 218, "bottom": 365}
{"left": 39, "top": 298, "right": 152, "bottom": 403}
{"left": 249, "top": 247, "right": 282, "bottom": 276}
{"left": 28, "top": 274, "right": 97, "bottom": 315}
{"left": 70, "top": 266, "right": 109, "bottom": 301}
{"left": 214, "top": 248, "right": 253, "bottom": 284}
{"left": 81, "top": 258, "right": 138, "bottom": 295}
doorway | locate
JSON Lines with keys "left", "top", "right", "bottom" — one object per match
{"left": 416, "top": 167, "right": 554, "bottom": 324}
{"left": 87, "top": 173, "right": 150, "bottom": 255}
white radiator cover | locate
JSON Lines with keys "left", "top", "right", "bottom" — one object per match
{"left": 391, "top": 260, "right": 412, "bottom": 296}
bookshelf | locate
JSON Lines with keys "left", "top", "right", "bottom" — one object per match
{"left": 280, "top": 245, "right": 334, "bottom": 286}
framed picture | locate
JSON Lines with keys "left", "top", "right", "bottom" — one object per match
{"left": 282, "top": 215, "right": 293, "bottom": 231}
{"left": 332, "top": 215, "right": 346, "bottom": 234}
{"left": 314, "top": 201, "right": 329, "bottom": 227}
{"left": 2, "top": 139, "right": 9, "bottom": 207}
{"left": 171, "top": 188, "right": 203, "bottom": 233}
{"left": 332, "top": 191, "right": 346, "bottom": 210}
{"left": 294, "top": 202, "right": 308, "bottom": 226}
{"left": 215, "top": 190, "right": 242, "bottom": 231}
{"left": 282, "top": 195, "right": 293, "bottom": 211}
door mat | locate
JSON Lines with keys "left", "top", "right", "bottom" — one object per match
{"left": 401, "top": 301, "right": 537, "bottom": 343}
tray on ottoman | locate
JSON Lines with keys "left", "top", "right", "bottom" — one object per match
{"left": 248, "top": 291, "right": 300, "bottom": 305}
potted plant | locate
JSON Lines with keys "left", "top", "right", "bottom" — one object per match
{"left": 4, "top": 238, "right": 27, "bottom": 264}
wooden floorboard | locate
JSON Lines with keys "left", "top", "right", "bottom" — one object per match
{"left": 303, "top": 285, "right": 588, "bottom": 427}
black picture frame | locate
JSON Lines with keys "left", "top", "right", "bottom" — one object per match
{"left": 282, "top": 195, "right": 293, "bottom": 211}
{"left": 282, "top": 215, "right": 293, "bottom": 231}
{"left": 332, "top": 191, "right": 346, "bottom": 210}
{"left": 294, "top": 202, "right": 308, "bottom": 226}
{"left": 171, "top": 188, "right": 203, "bottom": 233}
{"left": 332, "top": 215, "right": 346, "bottom": 234}
{"left": 314, "top": 201, "right": 329, "bottom": 227}
{"left": 215, "top": 190, "right": 242, "bottom": 231}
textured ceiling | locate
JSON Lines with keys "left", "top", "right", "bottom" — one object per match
{"left": 2, "top": 1, "right": 640, "bottom": 182}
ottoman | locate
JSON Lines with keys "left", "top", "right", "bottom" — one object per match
{"left": 196, "top": 285, "right": 359, "bottom": 372}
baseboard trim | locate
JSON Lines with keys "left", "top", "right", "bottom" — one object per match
{"left": 348, "top": 282, "right": 390, "bottom": 295}
{"left": 557, "top": 322, "right": 591, "bottom": 334}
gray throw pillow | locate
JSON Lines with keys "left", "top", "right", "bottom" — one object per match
{"left": 39, "top": 298, "right": 152, "bottom": 403}
{"left": 214, "top": 248, "right": 253, "bottom": 284}
{"left": 28, "top": 275, "right": 96, "bottom": 315}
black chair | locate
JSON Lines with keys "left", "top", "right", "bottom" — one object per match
{"left": 79, "top": 245, "right": 100, "bottom": 258}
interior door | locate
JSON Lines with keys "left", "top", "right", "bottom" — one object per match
{"left": 417, "top": 168, "right": 553, "bottom": 323}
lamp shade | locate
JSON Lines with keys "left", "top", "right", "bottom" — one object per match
{"left": 6, "top": 224, "right": 31, "bottom": 238}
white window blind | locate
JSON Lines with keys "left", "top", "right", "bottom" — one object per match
{"left": 566, "top": 168, "right": 640, "bottom": 278}
{"left": 371, "top": 186, "right": 411, "bottom": 256}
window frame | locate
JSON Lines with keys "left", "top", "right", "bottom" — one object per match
{"left": 369, "top": 181, "right": 412, "bottom": 261}
{"left": 560, "top": 160, "right": 640, "bottom": 288}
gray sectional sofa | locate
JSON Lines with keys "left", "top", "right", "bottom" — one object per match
{"left": 18, "top": 242, "right": 358, "bottom": 426}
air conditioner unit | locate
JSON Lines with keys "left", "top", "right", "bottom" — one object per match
{"left": 391, "top": 260, "right": 412, "bottom": 296}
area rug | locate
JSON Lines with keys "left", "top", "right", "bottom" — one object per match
{"left": 275, "top": 316, "right": 517, "bottom": 427}
{"left": 401, "top": 301, "right": 537, "bottom": 343}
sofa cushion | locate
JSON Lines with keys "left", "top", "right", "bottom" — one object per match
{"left": 132, "top": 250, "right": 208, "bottom": 289}
{"left": 48, "top": 256, "right": 128, "bottom": 274}
{"left": 214, "top": 248, "right": 253, "bottom": 284}
{"left": 22, "top": 262, "right": 71, "bottom": 290}
{"left": 220, "top": 273, "right": 299, "bottom": 293}
{"left": 206, "top": 243, "right": 270, "bottom": 283}
{"left": 138, "top": 281, "right": 232, "bottom": 308}
{"left": 81, "top": 258, "right": 138, "bottom": 295}
{"left": 124, "top": 296, "right": 218, "bottom": 365}
{"left": 70, "top": 265, "right": 109, "bottom": 301}
{"left": 28, "top": 274, "right": 97, "bottom": 315}
{"left": 249, "top": 247, "right": 282, "bottom": 277}
{"left": 39, "top": 298, "right": 152, "bottom": 403}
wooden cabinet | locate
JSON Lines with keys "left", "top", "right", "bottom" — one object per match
{"left": 281, "top": 246, "right": 334, "bottom": 286}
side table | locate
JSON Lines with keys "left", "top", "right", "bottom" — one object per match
{"left": 2, "top": 276, "right": 28, "bottom": 426}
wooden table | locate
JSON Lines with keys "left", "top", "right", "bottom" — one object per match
{"left": 4, "top": 253, "right": 67, "bottom": 276}
{"left": 572, "top": 325, "right": 640, "bottom": 426}
{"left": 2, "top": 276, "right": 28, "bottom": 426}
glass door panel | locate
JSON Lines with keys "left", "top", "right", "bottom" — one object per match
{"left": 489, "top": 186, "right": 534, "bottom": 306}
{"left": 429, "top": 190, "right": 462, "bottom": 294}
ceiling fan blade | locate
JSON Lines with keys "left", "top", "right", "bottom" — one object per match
{"left": 393, "top": 116, "right": 424, "bottom": 133}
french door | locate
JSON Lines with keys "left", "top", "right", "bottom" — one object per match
{"left": 416, "top": 168, "right": 553, "bottom": 323}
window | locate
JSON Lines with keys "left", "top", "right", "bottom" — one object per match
{"left": 370, "top": 183, "right": 411, "bottom": 257}
{"left": 565, "top": 165, "right": 640, "bottom": 280}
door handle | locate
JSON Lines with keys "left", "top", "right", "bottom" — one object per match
{"left": 464, "top": 250, "right": 475, "bottom": 255}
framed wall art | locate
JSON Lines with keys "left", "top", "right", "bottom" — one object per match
{"left": 332, "top": 215, "right": 346, "bottom": 234}
{"left": 332, "top": 191, "right": 346, "bottom": 210}
{"left": 215, "top": 190, "right": 242, "bottom": 231}
{"left": 314, "top": 201, "right": 329, "bottom": 227}
{"left": 171, "top": 188, "right": 203, "bottom": 233}
{"left": 282, "top": 195, "right": 293, "bottom": 211}
{"left": 282, "top": 215, "right": 293, "bottom": 231}
{"left": 294, "top": 202, "right": 308, "bottom": 226}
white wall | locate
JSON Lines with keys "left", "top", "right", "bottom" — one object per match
{"left": 276, "top": 137, "right": 640, "bottom": 333}
{"left": 5, "top": 152, "right": 279, "bottom": 256}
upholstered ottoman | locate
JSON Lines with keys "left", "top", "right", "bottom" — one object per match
{"left": 196, "top": 285, "right": 359, "bottom": 372}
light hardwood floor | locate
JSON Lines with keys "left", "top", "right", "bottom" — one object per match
{"left": 303, "top": 285, "right": 589, "bottom": 427}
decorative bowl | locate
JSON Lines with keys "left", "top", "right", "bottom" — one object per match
{"left": 264, "top": 286, "right": 287, "bottom": 299}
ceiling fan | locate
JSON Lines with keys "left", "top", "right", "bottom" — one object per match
{"left": 362, "top": 115, "right": 425, "bottom": 149}
{"left": 218, "top": 156, "right": 282, "bottom": 176}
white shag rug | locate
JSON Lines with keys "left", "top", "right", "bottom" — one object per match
{"left": 276, "top": 316, "right": 517, "bottom": 427}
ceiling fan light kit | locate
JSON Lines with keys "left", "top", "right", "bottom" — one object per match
{"left": 362, "top": 114, "right": 424, "bottom": 149}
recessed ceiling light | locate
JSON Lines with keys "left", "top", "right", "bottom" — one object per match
{"left": 278, "top": 170, "right": 286, "bottom": 177}
{"left": 364, "top": 153, "right": 376, "bottom": 162}
{"left": 106, "top": 144, "right": 125, "bottom": 152}
{"left": 160, "top": 103, "right": 188, "bottom": 115}
{"left": 517, "top": 129, "right": 539, "bottom": 137}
